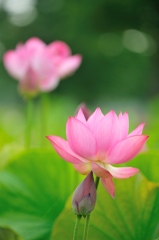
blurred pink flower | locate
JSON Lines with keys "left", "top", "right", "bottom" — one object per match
{"left": 47, "top": 108, "right": 148, "bottom": 198}
{"left": 3, "top": 37, "right": 82, "bottom": 97}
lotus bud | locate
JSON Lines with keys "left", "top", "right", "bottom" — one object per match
{"left": 72, "top": 171, "right": 96, "bottom": 216}
{"left": 75, "top": 103, "right": 91, "bottom": 120}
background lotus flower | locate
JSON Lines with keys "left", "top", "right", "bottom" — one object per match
{"left": 72, "top": 171, "right": 96, "bottom": 216}
{"left": 47, "top": 108, "right": 148, "bottom": 198}
{"left": 3, "top": 37, "right": 82, "bottom": 97}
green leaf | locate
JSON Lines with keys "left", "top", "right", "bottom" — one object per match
{"left": 51, "top": 173, "right": 159, "bottom": 240}
{"left": 0, "top": 127, "right": 14, "bottom": 148}
{"left": 0, "top": 144, "right": 23, "bottom": 170}
{"left": 0, "top": 149, "right": 83, "bottom": 240}
{"left": 125, "top": 150, "right": 159, "bottom": 183}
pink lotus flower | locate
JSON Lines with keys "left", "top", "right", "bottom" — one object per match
{"left": 3, "top": 37, "right": 82, "bottom": 97}
{"left": 47, "top": 108, "right": 148, "bottom": 198}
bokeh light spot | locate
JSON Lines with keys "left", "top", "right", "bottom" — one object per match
{"left": 3, "top": 0, "right": 37, "bottom": 14}
{"left": 1, "top": 0, "right": 37, "bottom": 26}
{"left": 8, "top": 8, "right": 37, "bottom": 27}
{"left": 122, "top": 29, "right": 157, "bottom": 55}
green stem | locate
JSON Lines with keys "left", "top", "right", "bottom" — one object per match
{"left": 83, "top": 214, "right": 90, "bottom": 240}
{"left": 40, "top": 93, "right": 48, "bottom": 146}
{"left": 82, "top": 176, "right": 100, "bottom": 240}
{"left": 73, "top": 215, "right": 81, "bottom": 240}
{"left": 25, "top": 98, "right": 33, "bottom": 148}
{"left": 95, "top": 176, "right": 100, "bottom": 189}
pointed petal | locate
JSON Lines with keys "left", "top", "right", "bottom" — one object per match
{"left": 92, "top": 162, "right": 106, "bottom": 178}
{"left": 39, "top": 75, "right": 59, "bottom": 92}
{"left": 74, "top": 162, "right": 92, "bottom": 175}
{"left": 47, "top": 41, "right": 71, "bottom": 58}
{"left": 46, "top": 136, "right": 82, "bottom": 164}
{"left": 118, "top": 112, "right": 129, "bottom": 140}
{"left": 106, "top": 165, "right": 139, "bottom": 179}
{"left": 92, "top": 162, "right": 110, "bottom": 178}
{"left": 87, "top": 108, "right": 104, "bottom": 133}
{"left": 128, "top": 123, "right": 145, "bottom": 136}
{"left": 3, "top": 50, "right": 27, "bottom": 79}
{"left": 76, "top": 103, "right": 91, "bottom": 120}
{"left": 101, "top": 177, "right": 115, "bottom": 198}
{"left": 25, "top": 37, "right": 46, "bottom": 52}
{"left": 94, "top": 110, "right": 120, "bottom": 156}
{"left": 58, "top": 55, "right": 82, "bottom": 78}
{"left": 75, "top": 108, "right": 87, "bottom": 124}
{"left": 108, "top": 135, "right": 148, "bottom": 164}
{"left": 66, "top": 117, "right": 97, "bottom": 159}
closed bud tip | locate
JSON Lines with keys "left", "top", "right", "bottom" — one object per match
{"left": 72, "top": 171, "right": 96, "bottom": 216}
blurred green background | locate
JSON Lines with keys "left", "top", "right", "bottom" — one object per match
{"left": 0, "top": 0, "right": 159, "bottom": 105}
